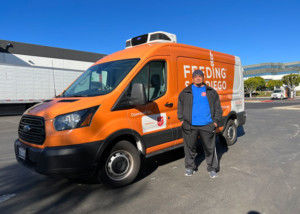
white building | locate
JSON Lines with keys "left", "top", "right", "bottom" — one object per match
{"left": 0, "top": 40, "right": 105, "bottom": 104}
{"left": 243, "top": 61, "right": 300, "bottom": 91}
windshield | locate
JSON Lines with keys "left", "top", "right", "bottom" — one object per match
{"left": 62, "top": 59, "right": 140, "bottom": 97}
{"left": 273, "top": 90, "right": 281, "bottom": 93}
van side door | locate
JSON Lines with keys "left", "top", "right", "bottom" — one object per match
{"left": 114, "top": 58, "right": 177, "bottom": 156}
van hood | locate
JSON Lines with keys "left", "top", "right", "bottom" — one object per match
{"left": 25, "top": 96, "right": 106, "bottom": 120}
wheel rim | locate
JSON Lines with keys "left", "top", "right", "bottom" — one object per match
{"left": 227, "top": 126, "right": 235, "bottom": 141}
{"left": 105, "top": 151, "right": 133, "bottom": 181}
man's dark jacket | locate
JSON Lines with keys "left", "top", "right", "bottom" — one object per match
{"left": 177, "top": 84, "right": 223, "bottom": 129}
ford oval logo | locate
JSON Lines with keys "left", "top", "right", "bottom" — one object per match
{"left": 23, "top": 125, "right": 31, "bottom": 132}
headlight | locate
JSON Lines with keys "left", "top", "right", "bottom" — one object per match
{"left": 54, "top": 106, "right": 99, "bottom": 131}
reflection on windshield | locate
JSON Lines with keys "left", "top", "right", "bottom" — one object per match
{"left": 62, "top": 59, "right": 140, "bottom": 97}
{"left": 273, "top": 90, "right": 281, "bottom": 93}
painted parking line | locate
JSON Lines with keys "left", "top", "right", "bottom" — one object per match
{"left": 272, "top": 105, "right": 300, "bottom": 110}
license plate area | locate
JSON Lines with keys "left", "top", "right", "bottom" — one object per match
{"left": 18, "top": 147, "right": 26, "bottom": 160}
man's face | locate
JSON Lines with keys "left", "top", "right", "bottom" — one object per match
{"left": 193, "top": 75, "right": 204, "bottom": 85}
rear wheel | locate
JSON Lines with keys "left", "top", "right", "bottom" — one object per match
{"left": 221, "top": 119, "right": 237, "bottom": 146}
{"left": 98, "top": 140, "right": 141, "bottom": 187}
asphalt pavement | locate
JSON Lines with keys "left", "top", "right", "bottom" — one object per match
{"left": 0, "top": 101, "right": 299, "bottom": 214}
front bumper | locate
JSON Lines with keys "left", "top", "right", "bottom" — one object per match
{"left": 14, "top": 139, "right": 103, "bottom": 177}
{"left": 271, "top": 94, "right": 281, "bottom": 99}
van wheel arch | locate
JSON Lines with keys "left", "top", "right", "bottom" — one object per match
{"left": 96, "top": 129, "right": 145, "bottom": 162}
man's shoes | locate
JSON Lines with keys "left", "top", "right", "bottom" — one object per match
{"left": 185, "top": 169, "right": 195, "bottom": 176}
{"left": 209, "top": 171, "right": 218, "bottom": 178}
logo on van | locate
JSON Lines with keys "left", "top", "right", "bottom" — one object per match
{"left": 142, "top": 113, "right": 167, "bottom": 133}
{"left": 210, "top": 51, "right": 214, "bottom": 67}
{"left": 157, "top": 116, "right": 164, "bottom": 126}
{"left": 23, "top": 125, "right": 31, "bottom": 132}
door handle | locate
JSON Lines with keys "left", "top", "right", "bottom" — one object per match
{"left": 165, "top": 102, "right": 173, "bottom": 107}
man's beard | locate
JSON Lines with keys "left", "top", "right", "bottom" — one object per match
{"left": 195, "top": 82, "right": 204, "bottom": 87}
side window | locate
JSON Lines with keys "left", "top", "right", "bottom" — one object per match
{"left": 131, "top": 64, "right": 150, "bottom": 100}
{"left": 130, "top": 61, "right": 166, "bottom": 102}
{"left": 113, "top": 61, "right": 167, "bottom": 111}
{"left": 148, "top": 61, "right": 166, "bottom": 101}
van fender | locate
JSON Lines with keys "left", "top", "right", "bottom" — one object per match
{"left": 94, "top": 129, "right": 146, "bottom": 164}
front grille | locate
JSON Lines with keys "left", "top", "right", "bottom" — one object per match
{"left": 18, "top": 115, "right": 45, "bottom": 145}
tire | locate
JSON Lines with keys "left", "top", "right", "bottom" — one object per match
{"left": 98, "top": 140, "right": 141, "bottom": 187}
{"left": 222, "top": 119, "right": 237, "bottom": 146}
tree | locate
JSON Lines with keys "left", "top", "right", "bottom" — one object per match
{"left": 244, "top": 77, "right": 266, "bottom": 97}
{"left": 254, "top": 77, "right": 266, "bottom": 91}
{"left": 282, "top": 74, "right": 300, "bottom": 88}
{"left": 244, "top": 77, "right": 259, "bottom": 97}
{"left": 266, "top": 80, "right": 283, "bottom": 90}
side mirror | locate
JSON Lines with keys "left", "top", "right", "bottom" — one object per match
{"left": 112, "top": 83, "right": 147, "bottom": 111}
{"left": 130, "top": 83, "right": 147, "bottom": 106}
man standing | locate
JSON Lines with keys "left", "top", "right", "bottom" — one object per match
{"left": 177, "top": 70, "right": 223, "bottom": 178}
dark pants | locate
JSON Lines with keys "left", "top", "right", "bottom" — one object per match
{"left": 182, "top": 123, "right": 218, "bottom": 172}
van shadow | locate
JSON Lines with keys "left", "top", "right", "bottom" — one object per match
{"left": 137, "top": 147, "right": 185, "bottom": 182}
{"left": 0, "top": 163, "right": 150, "bottom": 214}
{"left": 237, "top": 126, "right": 246, "bottom": 138}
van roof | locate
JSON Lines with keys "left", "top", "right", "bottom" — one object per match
{"left": 94, "top": 43, "right": 236, "bottom": 66}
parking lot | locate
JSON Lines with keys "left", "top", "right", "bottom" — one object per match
{"left": 0, "top": 100, "right": 299, "bottom": 214}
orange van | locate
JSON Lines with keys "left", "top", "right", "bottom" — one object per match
{"left": 15, "top": 31, "right": 246, "bottom": 187}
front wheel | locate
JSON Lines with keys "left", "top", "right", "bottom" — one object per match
{"left": 98, "top": 140, "right": 141, "bottom": 187}
{"left": 221, "top": 119, "right": 237, "bottom": 146}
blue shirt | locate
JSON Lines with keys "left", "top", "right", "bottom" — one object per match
{"left": 191, "top": 85, "right": 213, "bottom": 126}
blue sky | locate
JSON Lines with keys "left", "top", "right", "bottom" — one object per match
{"left": 1, "top": 0, "right": 299, "bottom": 66}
